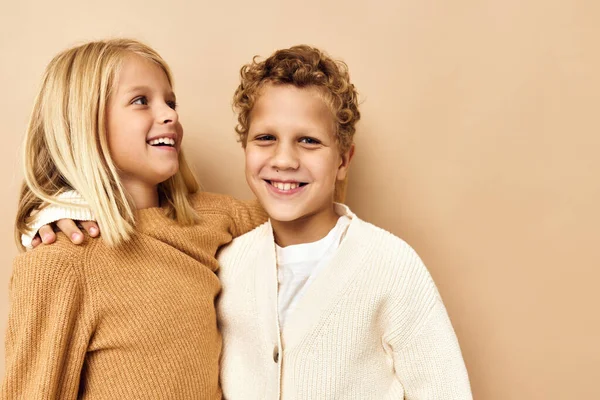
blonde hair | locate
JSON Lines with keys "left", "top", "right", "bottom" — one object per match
{"left": 15, "top": 38, "right": 199, "bottom": 250}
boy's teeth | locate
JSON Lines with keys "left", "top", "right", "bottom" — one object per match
{"left": 148, "top": 137, "right": 176, "bottom": 146}
{"left": 272, "top": 181, "right": 299, "bottom": 191}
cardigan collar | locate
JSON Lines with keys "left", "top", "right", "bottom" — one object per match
{"left": 256, "top": 203, "right": 369, "bottom": 350}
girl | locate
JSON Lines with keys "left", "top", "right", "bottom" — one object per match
{"left": 2, "top": 39, "right": 264, "bottom": 399}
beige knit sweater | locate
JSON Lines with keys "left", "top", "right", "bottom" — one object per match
{"left": 2, "top": 192, "right": 265, "bottom": 400}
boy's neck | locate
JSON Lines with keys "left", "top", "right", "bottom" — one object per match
{"left": 271, "top": 205, "right": 340, "bottom": 248}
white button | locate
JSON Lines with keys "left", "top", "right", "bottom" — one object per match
{"left": 273, "top": 346, "right": 279, "bottom": 363}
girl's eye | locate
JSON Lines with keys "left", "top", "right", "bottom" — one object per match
{"left": 132, "top": 96, "right": 148, "bottom": 106}
{"left": 167, "top": 100, "right": 177, "bottom": 110}
{"left": 299, "top": 137, "right": 321, "bottom": 145}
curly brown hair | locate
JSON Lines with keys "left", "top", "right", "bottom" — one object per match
{"left": 233, "top": 45, "right": 360, "bottom": 153}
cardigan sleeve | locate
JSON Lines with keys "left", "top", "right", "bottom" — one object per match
{"left": 379, "top": 238, "right": 472, "bottom": 399}
{"left": 391, "top": 299, "right": 473, "bottom": 399}
{"left": 1, "top": 246, "right": 93, "bottom": 399}
{"left": 20, "top": 191, "right": 95, "bottom": 249}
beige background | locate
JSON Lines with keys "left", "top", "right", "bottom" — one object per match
{"left": 1, "top": 0, "right": 599, "bottom": 398}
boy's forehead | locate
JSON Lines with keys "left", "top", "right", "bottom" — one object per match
{"left": 251, "top": 84, "right": 335, "bottom": 126}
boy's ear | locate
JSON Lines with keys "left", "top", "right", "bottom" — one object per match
{"left": 336, "top": 143, "right": 355, "bottom": 181}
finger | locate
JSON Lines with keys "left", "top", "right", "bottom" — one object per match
{"left": 38, "top": 225, "right": 57, "bottom": 245}
{"left": 55, "top": 219, "right": 85, "bottom": 244}
{"left": 31, "top": 236, "right": 42, "bottom": 248}
{"left": 80, "top": 221, "right": 100, "bottom": 237}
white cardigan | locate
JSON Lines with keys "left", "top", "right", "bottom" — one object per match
{"left": 217, "top": 204, "right": 472, "bottom": 399}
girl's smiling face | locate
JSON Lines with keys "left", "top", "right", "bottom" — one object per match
{"left": 106, "top": 54, "right": 182, "bottom": 200}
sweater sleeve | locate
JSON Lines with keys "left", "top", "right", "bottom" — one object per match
{"left": 1, "top": 246, "right": 93, "bottom": 399}
{"left": 390, "top": 299, "right": 473, "bottom": 399}
{"left": 228, "top": 198, "right": 268, "bottom": 238}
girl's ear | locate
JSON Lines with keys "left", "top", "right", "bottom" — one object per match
{"left": 336, "top": 144, "right": 355, "bottom": 181}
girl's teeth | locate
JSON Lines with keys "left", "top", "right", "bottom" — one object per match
{"left": 148, "top": 137, "right": 175, "bottom": 146}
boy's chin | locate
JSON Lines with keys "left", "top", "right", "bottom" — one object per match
{"left": 262, "top": 204, "right": 305, "bottom": 224}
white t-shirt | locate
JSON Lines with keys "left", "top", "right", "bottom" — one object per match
{"left": 276, "top": 215, "right": 351, "bottom": 329}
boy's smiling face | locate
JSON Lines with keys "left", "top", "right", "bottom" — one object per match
{"left": 244, "top": 83, "right": 353, "bottom": 242}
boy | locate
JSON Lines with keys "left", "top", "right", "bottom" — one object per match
{"left": 218, "top": 45, "right": 472, "bottom": 399}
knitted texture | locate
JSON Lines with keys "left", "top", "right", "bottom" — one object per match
{"left": 2, "top": 192, "right": 266, "bottom": 399}
{"left": 217, "top": 204, "right": 472, "bottom": 399}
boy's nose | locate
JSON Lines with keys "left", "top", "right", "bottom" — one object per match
{"left": 271, "top": 144, "right": 299, "bottom": 170}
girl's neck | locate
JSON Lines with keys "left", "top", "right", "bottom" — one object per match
{"left": 122, "top": 180, "right": 159, "bottom": 209}
{"left": 271, "top": 205, "right": 340, "bottom": 248}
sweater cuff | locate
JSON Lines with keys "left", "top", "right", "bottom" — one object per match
{"left": 21, "top": 191, "right": 95, "bottom": 249}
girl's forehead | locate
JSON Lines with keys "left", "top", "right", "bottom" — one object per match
{"left": 112, "top": 55, "right": 172, "bottom": 94}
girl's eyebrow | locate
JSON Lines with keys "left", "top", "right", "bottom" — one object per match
{"left": 123, "top": 85, "right": 176, "bottom": 99}
{"left": 124, "top": 85, "right": 150, "bottom": 94}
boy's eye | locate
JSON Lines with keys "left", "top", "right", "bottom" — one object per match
{"left": 132, "top": 96, "right": 148, "bottom": 106}
{"left": 299, "top": 137, "right": 321, "bottom": 145}
{"left": 167, "top": 100, "right": 177, "bottom": 110}
{"left": 255, "top": 134, "right": 276, "bottom": 141}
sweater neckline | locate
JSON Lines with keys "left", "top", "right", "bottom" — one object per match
{"left": 258, "top": 204, "right": 370, "bottom": 350}
{"left": 134, "top": 207, "right": 172, "bottom": 233}
{"left": 275, "top": 215, "right": 351, "bottom": 265}
{"left": 136, "top": 206, "right": 167, "bottom": 218}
